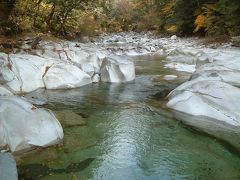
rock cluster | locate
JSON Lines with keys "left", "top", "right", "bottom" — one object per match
{"left": 97, "top": 32, "right": 240, "bottom": 150}
{"left": 0, "top": 39, "right": 135, "bottom": 94}
{"left": 166, "top": 48, "right": 240, "bottom": 150}
{"left": 1, "top": 32, "right": 240, "bottom": 156}
{"left": 0, "top": 35, "right": 136, "bottom": 155}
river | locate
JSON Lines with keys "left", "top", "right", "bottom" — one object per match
{"left": 17, "top": 55, "right": 240, "bottom": 180}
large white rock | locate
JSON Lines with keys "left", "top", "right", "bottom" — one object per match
{"left": 164, "top": 62, "right": 196, "bottom": 73}
{"left": 0, "top": 96, "right": 64, "bottom": 153}
{"left": 1, "top": 52, "right": 97, "bottom": 92}
{"left": 0, "top": 86, "right": 13, "bottom": 96}
{"left": 77, "top": 53, "right": 103, "bottom": 76}
{"left": 167, "top": 80, "right": 240, "bottom": 127}
{"left": 43, "top": 63, "right": 92, "bottom": 89}
{"left": 165, "top": 48, "right": 211, "bottom": 73}
{"left": 192, "top": 63, "right": 240, "bottom": 87}
{"left": 7, "top": 36, "right": 134, "bottom": 90}
{"left": 4, "top": 54, "right": 55, "bottom": 93}
{"left": 0, "top": 53, "right": 15, "bottom": 84}
{"left": 100, "top": 56, "right": 135, "bottom": 83}
{"left": 58, "top": 50, "right": 89, "bottom": 64}
{"left": 165, "top": 48, "right": 215, "bottom": 72}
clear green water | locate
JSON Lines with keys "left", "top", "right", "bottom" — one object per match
{"left": 18, "top": 55, "right": 240, "bottom": 180}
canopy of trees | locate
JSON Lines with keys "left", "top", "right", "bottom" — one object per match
{"left": 0, "top": 0, "right": 239, "bottom": 37}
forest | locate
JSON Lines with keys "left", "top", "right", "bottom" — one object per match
{"left": 0, "top": 0, "right": 240, "bottom": 37}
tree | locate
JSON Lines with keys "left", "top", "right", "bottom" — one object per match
{"left": 218, "top": 0, "right": 240, "bottom": 35}
{"left": 47, "top": 0, "right": 89, "bottom": 35}
{"left": 0, "top": 0, "right": 17, "bottom": 35}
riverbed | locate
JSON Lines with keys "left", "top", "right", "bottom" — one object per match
{"left": 17, "top": 55, "right": 240, "bottom": 180}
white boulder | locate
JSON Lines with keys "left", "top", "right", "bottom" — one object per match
{"left": 0, "top": 86, "right": 13, "bottom": 96}
{"left": 170, "top": 35, "right": 177, "bottom": 40}
{"left": 3, "top": 54, "right": 55, "bottom": 93}
{"left": 167, "top": 48, "right": 212, "bottom": 65}
{"left": 0, "top": 53, "right": 15, "bottom": 84}
{"left": 0, "top": 96, "right": 63, "bottom": 153}
{"left": 92, "top": 74, "right": 100, "bottom": 83}
{"left": 100, "top": 56, "right": 135, "bottom": 83}
{"left": 192, "top": 63, "right": 240, "bottom": 87}
{"left": 1, "top": 35, "right": 138, "bottom": 92}
{"left": 165, "top": 48, "right": 218, "bottom": 73}
{"left": 167, "top": 80, "right": 240, "bottom": 127}
{"left": 78, "top": 54, "right": 103, "bottom": 76}
{"left": 43, "top": 63, "right": 92, "bottom": 89}
{"left": 164, "top": 62, "right": 196, "bottom": 73}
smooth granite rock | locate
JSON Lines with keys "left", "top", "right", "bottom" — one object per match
{"left": 0, "top": 96, "right": 64, "bottom": 153}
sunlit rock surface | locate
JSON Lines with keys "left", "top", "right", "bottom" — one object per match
{"left": 164, "top": 62, "right": 196, "bottom": 73}
{"left": 167, "top": 79, "right": 240, "bottom": 150}
{"left": 43, "top": 63, "right": 92, "bottom": 89}
{"left": 4, "top": 54, "right": 53, "bottom": 93}
{"left": 169, "top": 48, "right": 214, "bottom": 61}
{"left": 163, "top": 75, "right": 177, "bottom": 81}
{"left": 166, "top": 48, "right": 240, "bottom": 149}
{"left": 163, "top": 45, "right": 240, "bottom": 150}
{"left": 167, "top": 80, "right": 240, "bottom": 127}
{"left": 0, "top": 85, "right": 13, "bottom": 96}
{"left": 100, "top": 56, "right": 135, "bottom": 83}
{"left": 0, "top": 96, "right": 63, "bottom": 153}
{"left": 0, "top": 53, "right": 15, "bottom": 84}
{"left": 192, "top": 63, "right": 240, "bottom": 87}
{"left": 164, "top": 48, "right": 216, "bottom": 73}
{"left": 0, "top": 37, "right": 136, "bottom": 93}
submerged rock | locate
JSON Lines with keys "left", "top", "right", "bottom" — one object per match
{"left": 0, "top": 96, "right": 64, "bottom": 153}
{"left": 54, "top": 110, "right": 87, "bottom": 127}
{"left": 18, "top": 158, "right": 95, "bottom": 179}
{"left": 0, "top": 153, "right": 18, "bottom": 180}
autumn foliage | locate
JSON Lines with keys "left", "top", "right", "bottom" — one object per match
{"left": 0, "top": 0, "right": 239, "bottom": 37}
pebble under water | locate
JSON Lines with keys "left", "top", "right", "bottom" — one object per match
{"left": 17, "top": 55, "right": 240, "bottom": 180}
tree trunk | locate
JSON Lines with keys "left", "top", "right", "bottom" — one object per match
{"left": 46, "top": 3, "right": 56, "bottom": 31}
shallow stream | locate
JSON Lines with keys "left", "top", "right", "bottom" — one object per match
{"left": 17, "top": 55, "right": 240, "bottom": 180}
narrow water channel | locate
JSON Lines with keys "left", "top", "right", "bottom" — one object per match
{"left": 17, "top": 55, "right": 240, "bottom": 180}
